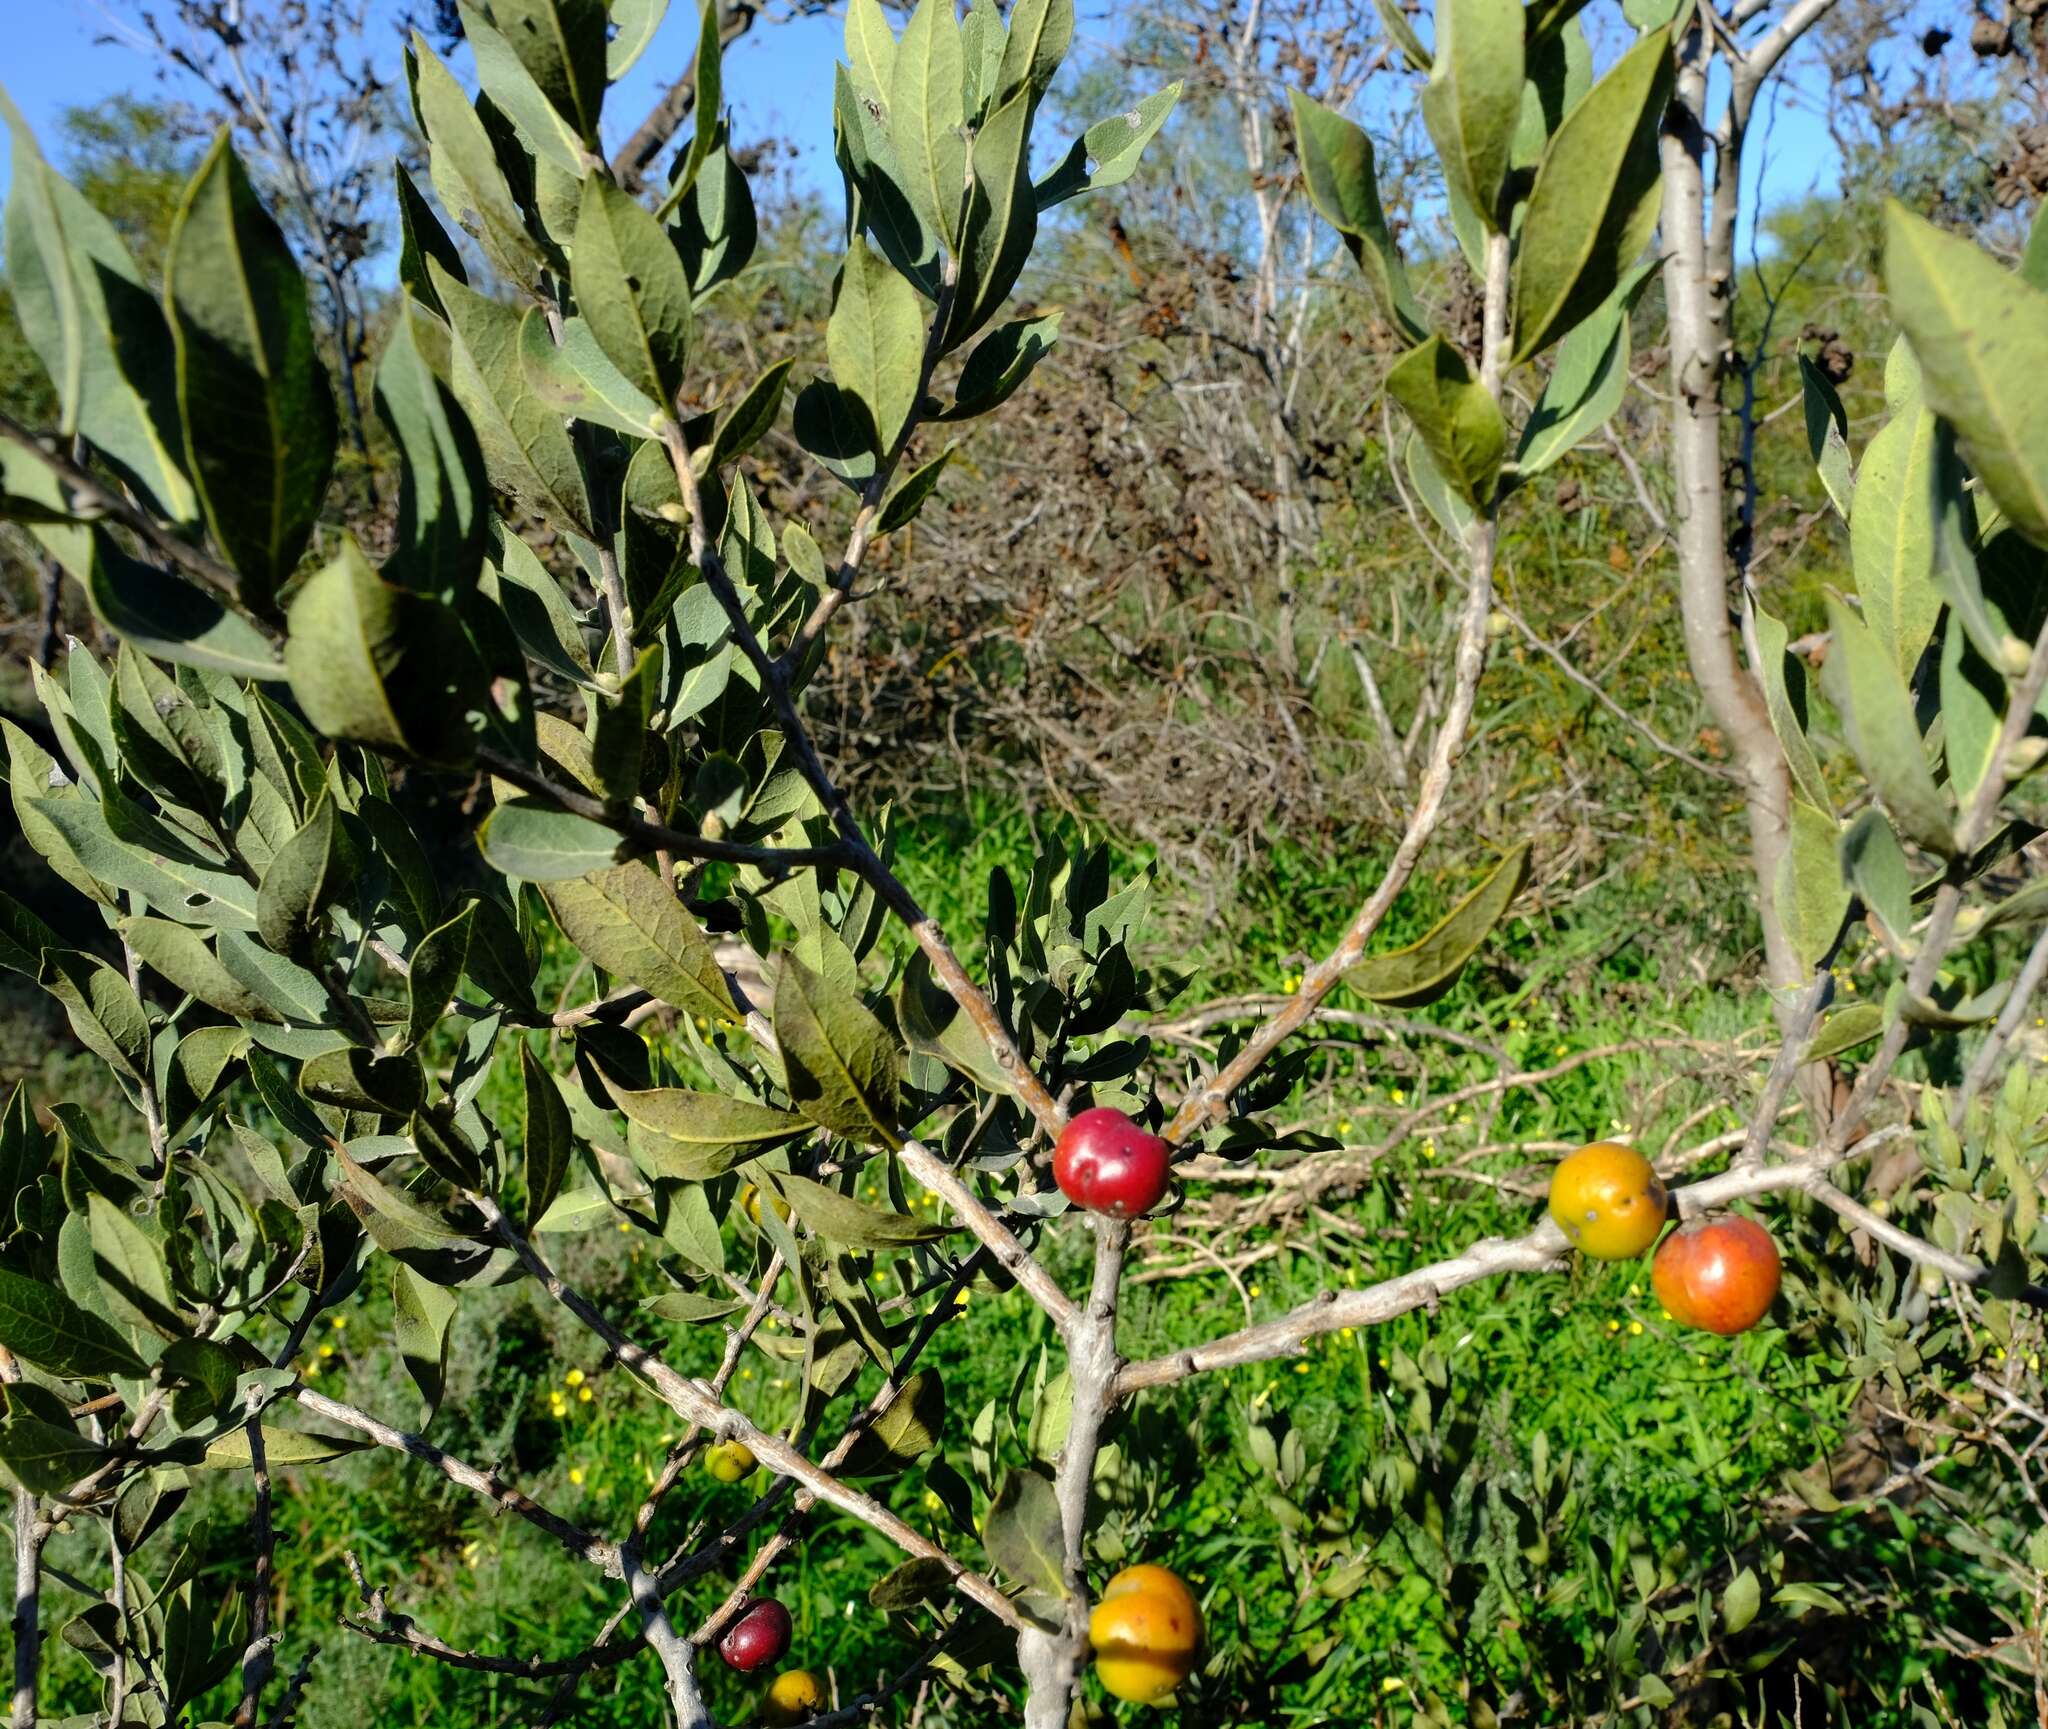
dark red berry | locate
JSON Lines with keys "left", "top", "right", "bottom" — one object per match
{"left": 718, "top": 1597, "right": 792, "bottom": 1673}
{"left": 1053, "top": 1106, "right": 1171, "bottom": 1218}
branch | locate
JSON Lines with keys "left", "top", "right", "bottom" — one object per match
{"left": 0, "top": 409, "right": 248, "bottom": 604}
{"left": 897, "top": 1141, "right": 1077, "bottom": 1333}
{"left": 292, "top": 1386, "right": 619, "bottom": 1575}
{"left": 626, "top": 1545, "right": 716, "bottom": 1729}
{"left": 656, "top": 426, "right": 1065, "bottom": 1137}
{"left": 477, "top": 749, "right": 849, "bottom": 873}
{"left": 9, "top": 1488, "right": 41, "bottom": 1729}
{"left": 1162, "top": 229, "right": 1511, "bottom": 1143}
{"left": 1018, "top": 1219, "right": 1127, "bottom": 1729}
{"left": 480, "top": 1197, "right": 1025, "bottom": 1632}
{"left": 1115, "top": 1150, "right": 2043, "bottom": 1396}
{"left": 1495, "top": 600, "right": 1739, "bottom": 780}
{"left": 230, "top": 1396, "right": 277, "bottom": 1728}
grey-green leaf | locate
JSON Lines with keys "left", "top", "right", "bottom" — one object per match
{"left": 1883, "top": 202, "right": 2048, "bottom": 549}
{"left": 830, "top": 236, "right": 925, "bottom": 455}
{"left": 540, "top": 859, "right": 735, "bottom": 1021}
{"left": 1819, "top": 596, "right": 1953, "bottom": 856}
{"left": 164, "top": 132, "right": 337, "bottom": 605}
{"left": 1347, "top": 844, "right": 1531, "bottom": 1006}
{"left": 574, "top": 175, "right": 694, "bottom": 411}
{"left": 1510, "top": 27, "right": 1673, "bottom": 363}
{"left": 1386, "top": 335, "right": 1505, "bottom": 510}
{"left": 0, "top": 1265, "right": 150, "bottom": 1380}
{"left": 772, "top": 953, "right": 903, "bottom": 1146}
{"left": 1286, "top": 90, "right": 1428, "bottom": 345}
{"left": 1420, "top": 0, "right": 1524, "bottom": 236}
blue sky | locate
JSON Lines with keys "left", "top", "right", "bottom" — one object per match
{"left": 2, "top": 1, "right": 1842, "bottom": 255}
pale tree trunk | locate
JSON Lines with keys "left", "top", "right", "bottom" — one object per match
{"left": 1657, "top": 2, "right": 1842, "bottom": 1129}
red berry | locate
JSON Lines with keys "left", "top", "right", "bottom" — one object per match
{"left": 1053, "top": 1107, "right": 1171, "bottom": 1218}
{"left": 1651, "top": 1216, "right": 1781, "bottom": 1336}
{"left": 718, "top": 1597, "right": 792, "bottom": 1674}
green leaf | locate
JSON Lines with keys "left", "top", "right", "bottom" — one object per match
{"left": 574, "top": 175, "right": 694, "bottom": 411}
{"left": 898, "top": 949, "right": 1012, "bottom": 1094}
{"left": 1386, "top": 335, "right": 1505, "bottom": 510}
{"left": 405, "top": 905, "right": 476, "bottom": 1051}
{"left": 665, "top": 0, "right": 727, "bottom": 198}
{"left": 1940, "top": 618, "right": 2005, "bottom": 806}
{"left": 1, "top": 99, "right": 196, "bottom": 523}
{"left": 1374, "top": 0, "right": 1433, "bottom": 71}
{"left": 869, "top": 1555, "right": 954, "bottom": 1610}
{"left": 710, "top": 358, "right": 795, "bottom": 466}
{"left": 478, "top": 0, "right": 607, "bottom": 149}
{"left": 392, "top": 1263, "right": 459, "bottom": 1425}
{"left": 765, "top": 1171, "right": 954, "bottom": 1247}
{"left": 890, "top": 0, "right": 968, "bottom": 249}
{"left": 616, "top": 1089, "right": 810, "bottom": 1180}
{"left": 1840, "top": 808, "right": 1915, "bottom": 955}
{"left": 1035, "top": 82, "right": 1182, "bottom": 211}
{"left": 1750, "top": 608, "right": 1831, "bottom": 813}
{"left": 1799, "top": 353, "right": 1855, "bottom": 518}
{"left": 0, "top": 1265, "right": 149, "bottom": 1380}
{"left": 302, "top": 1048, "right": 426, "bottom": 1116}
{"left": 1420, "top": 0, "right": 1523, "bottom": 235}
{"left": 944, "top": 310, "right": 1061, "bottom": 420}
{"left": 540, "top": 859, "right": 735, "bottom": 1020}
{"left": 1347, "top": 843, "right": 1531, "bottom": 1006}
{"left": 410, "top": 36, "right": 547, "bottom": 286}
{"left": 200, "top": 1425, "right": 367, "bottom": 1470}
{"left": 122, "top": 917, "right": 277, "bottom": 1022}
{"left": 1516, "top": 260, "right": 1657, "bottom": 479}
{"left": 434, "top": 263, "right": 595, "bottom": 537}
{"left": 1405, "top": 430, "right": 1475, "bottom": 542}
{"left": 995, "top": 0, "right": 1072, "bottom": 108}
{"left": 84, "top": 531, "right": 284, "bottom": 681}
{"left": 830, "top": 236, "right": 925, "bottom": 455}
{"left": 519, "top": 309, "right": 666, "bottom": 438}
{"left": 1510, "top": 27, "right": 1673, "bottom": 363}
{"left": 1285, "top": 90, "right": 1427, "bottom": 345}
{"left": 833, "top": 65, "right": 941, "bottom": 299}
{"left": 1722, "top": 1566, "right": 1761, "bottom": 1635}
{"left": 982, "top": 1467, "right": 1067, "bottom": 1598}
{"left": 284, "top": 539, "right": 486, "bottom": 765}
{"left": 480, "top": 799, "right": 632, "bottom": 880}
{"left": 520, "top": 1042, "right": 574, "bottom": 1227}
{"left": 43, "top": 951, "right": 152, "bottom": 1083}
{"left": 160, "top": 1337, "right": 238, "bottom": 1428}
{"left": 164, "top": 133, "right": 338, "bottom": 605}
{"left": 459, "top": 0, "right": 598, "bottom": 174}
{"left": 376, "top": 303, "right": 489, "bottom": 598}
{"left": 88, "top": 1194, "right": 179, "bottom": 1338}
{"left": 876, "top": 448, "right": 954, "bottom": 533}
{"left": 1819, "top": 596, "right": 1954, "bottom": 856}
{"left": 0, "top": 1418, "right": 104, "bottom": 1494}
{"left": 793, "top": 378, "right": 882, "bottom": 488}
{"left": 256, "top": 795, "right": 337, "bottom": 959}
{"left": 608, "top": 0, "right": 669, "bottom": 77}
{"left": 944, "top": 84, "right": 1037, "bottom": 351}
{"left": 772, "top": 954, "right": 903, "bottom": 1146}
{"left": 395, "top": 164, "right": 465, "bottom": 318}
{"left": 842, "top": 1369, "right": 945, "bottom": 1475}
{"left": 1851, "top": 404, "right": 1939, "bottom": 681}
{"left": 591, "top": 643, "right": 660, "bottom": 792}
{"left": 1802, "top": 1003, "right": 1883, "bottom": 1064}
{"left": 1773, "top": 800, "right": 1849, "bottom": 971}
{"left": 845, "top": 0, "right": 898, "bottom": 111}
{"left": 1883, "top": 202, "right": 2048, "bottom": 548}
